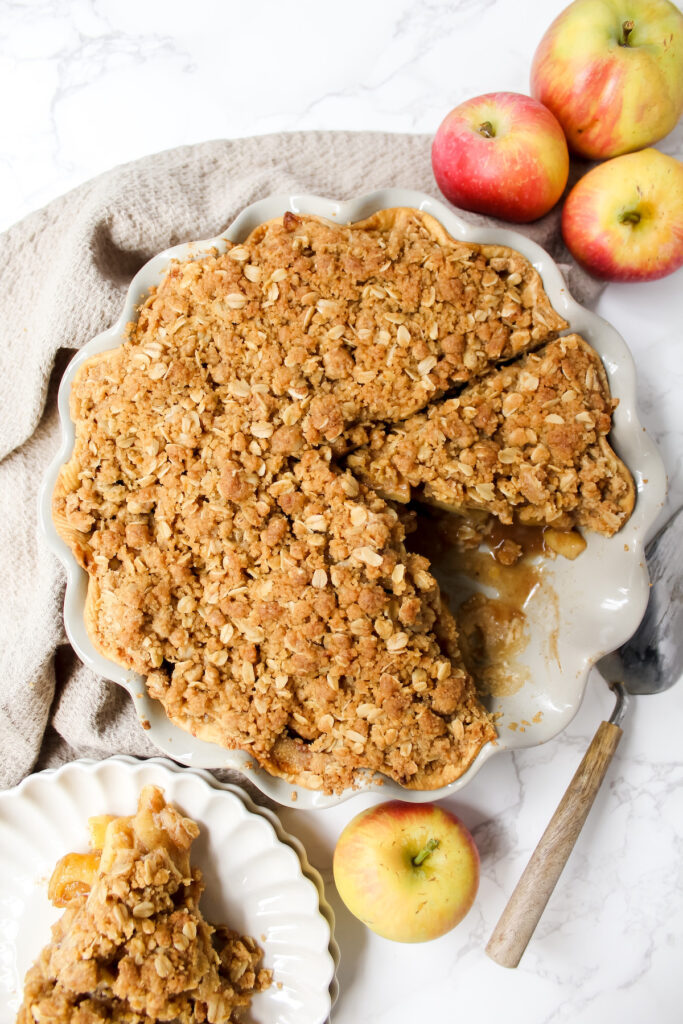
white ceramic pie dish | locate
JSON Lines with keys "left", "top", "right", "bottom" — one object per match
{"left": 38, "top": 188, "right": 667, "bottom": 808}
{"left": 0, "top": 756, "right": 338, "bottom": 1024}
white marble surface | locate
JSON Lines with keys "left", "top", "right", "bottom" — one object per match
{"left": 2, "top": 1, "right": 682, "bottom": 1021}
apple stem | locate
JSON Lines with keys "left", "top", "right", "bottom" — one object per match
{"left": 412, "top": 838, "right": 440, "bottom": 867}
{"left": 478, "top": 121, "right": 495, "bottom": 139}
{"left": 620, "top": 19, "right": 634, "bottom": 46}
{"left": 619, "top": 210, "right": 641, "bottom": 225}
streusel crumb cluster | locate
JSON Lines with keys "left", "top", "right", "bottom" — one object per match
{"left": 53, "top": 208, "right": 632, "bottom": 792}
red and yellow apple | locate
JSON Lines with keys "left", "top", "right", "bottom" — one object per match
{"left": 531, "top": 0, "right": 683, "bottom": 159}
{"left": 333, "top": 800, "right": 479, "bottom": 943}
{"left": 561, "top": 148, "right": 683, "bottom": 281}
{"left": 431, "top": 91, "right": 569, "bottom": 223}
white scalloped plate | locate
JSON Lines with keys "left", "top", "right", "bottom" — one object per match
{"left": 38, "top": 188, "right": 667, "bottom": 808}
{"left": 0, "top": 757, "right": 338, "bottom": 1024}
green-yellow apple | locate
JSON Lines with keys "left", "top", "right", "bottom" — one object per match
{"left": 431, "top": 92, "right": 569, "bottom": 223}
{"left": 531, "top": 0, "right": 683, "bottom": 159}
{"left": 561, "top": 148, "right": 683, "bottom": 281}
{"left": 332, "top": 800, "right": 479, "bottom": 943}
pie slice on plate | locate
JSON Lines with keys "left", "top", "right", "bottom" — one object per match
{"left": 16, "top": 785, "right": 270, "bottom": 1024}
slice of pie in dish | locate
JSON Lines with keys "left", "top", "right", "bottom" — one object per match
{"left": 16, "top": 785, "right": 271, "bottom": 1024}
{"left": 348, "top": 334, "right": 635, "bottom": 536}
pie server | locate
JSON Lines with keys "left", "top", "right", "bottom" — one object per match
{"left": 486, "top": 505, "right": 683, "bottom": 968}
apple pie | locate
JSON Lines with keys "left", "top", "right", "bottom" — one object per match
{"left": 16, "top": 786, "right": 271, "bottom": 1024}
{"left": 52, "top": 207, "right": 632, "bottom": 793}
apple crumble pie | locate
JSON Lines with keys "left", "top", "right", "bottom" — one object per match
{"left": 16, "top": 786, "right": 271, "bottom": 1024}
{"left": 52, "top": 207, "right": 632, "bottom": 793}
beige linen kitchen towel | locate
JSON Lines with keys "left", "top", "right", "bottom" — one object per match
{"left": 0, "top": 130, "right": 601, "bottom": 789}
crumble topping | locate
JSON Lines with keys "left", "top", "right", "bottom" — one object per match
{"left": 16, "top": 786, "right": 271, "bottom": 1024}
{"left": 348, "top": 334, "right": 634, "bottom": 535}
{"left": 51, "top": 208, "right": 629, "bottom": 793}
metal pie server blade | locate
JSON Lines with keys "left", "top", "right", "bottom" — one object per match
{"left": 598, "top": 505, "right": 683, "bottom": 698}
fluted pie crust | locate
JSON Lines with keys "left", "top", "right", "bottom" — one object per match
{"left": 52, "top": 207, "right": 633, "bottom": 793}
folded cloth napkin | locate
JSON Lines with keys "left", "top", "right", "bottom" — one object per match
{"left": 0, "top": 130, "right": 602, "bottom": 791}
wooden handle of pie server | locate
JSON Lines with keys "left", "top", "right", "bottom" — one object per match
{"left": 485, "top": 719, "right": 623, "bottom": 968}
